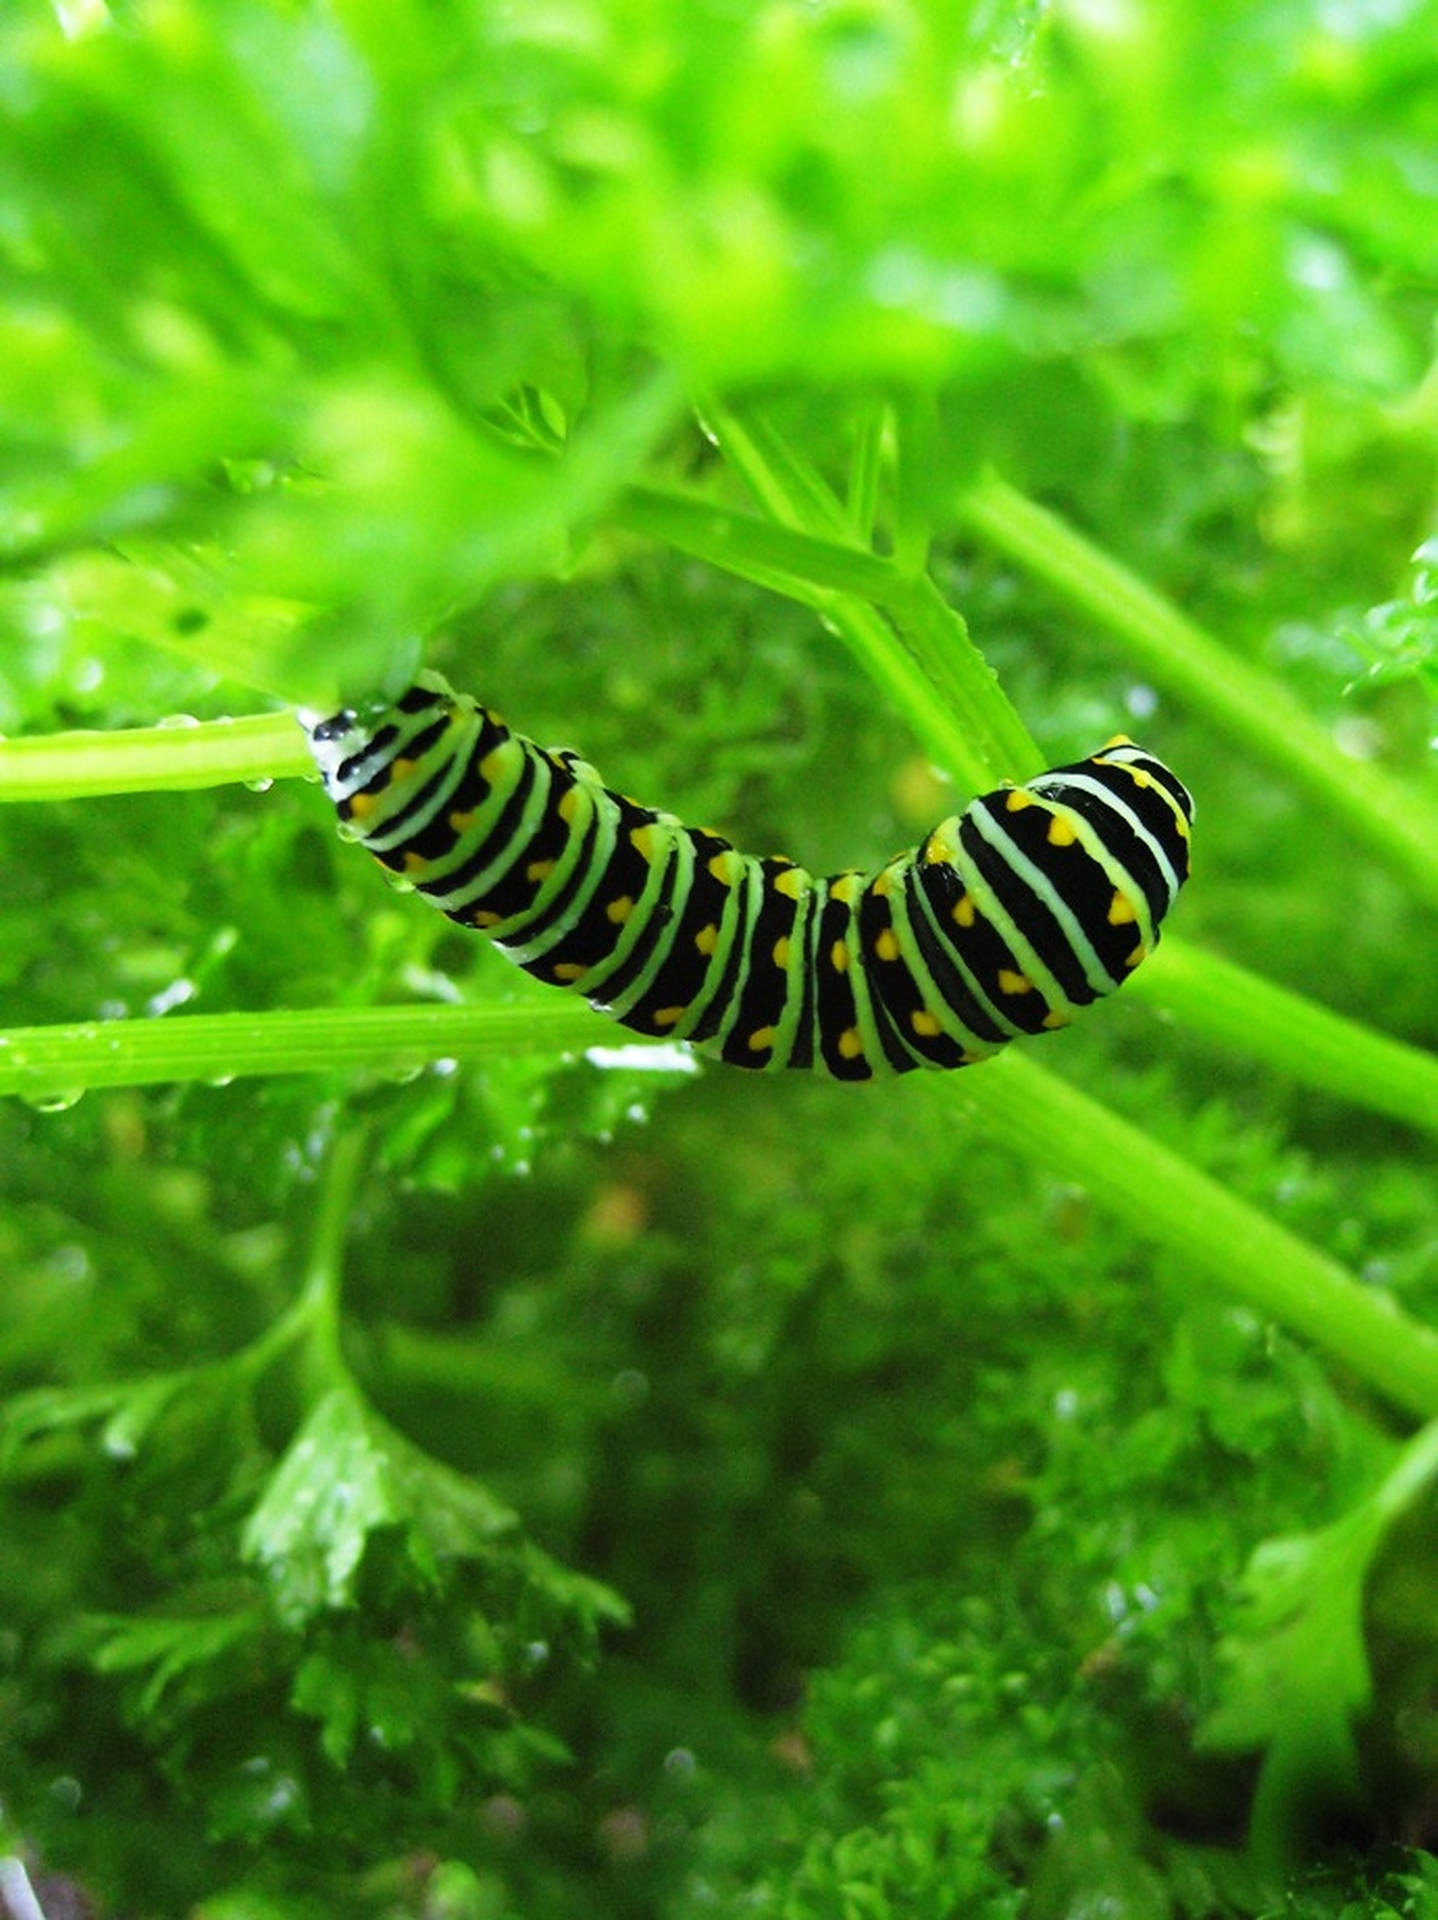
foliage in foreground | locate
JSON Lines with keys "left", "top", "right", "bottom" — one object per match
{"left": 1, "top": 0, "right": 1437, "bottom": 1916}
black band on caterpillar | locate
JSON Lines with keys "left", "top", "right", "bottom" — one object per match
{"left": 302, "top": 672, "right": 1193, "bottom": 1081}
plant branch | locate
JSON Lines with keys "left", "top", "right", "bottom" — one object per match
{"left": 954, "top": 468, "right": 1438, "bottom": 908}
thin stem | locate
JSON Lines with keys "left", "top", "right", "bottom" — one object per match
{"left": 613, "top": 485, "right": 903, "bottom": 606}
{"left": 846, "top": 400, "right": 886, "bottom": 541}
{"left": 294, "top": 1125, "right": 370, "bottom": 1391}
{"left": 709, "top": 399, "right": 1039, "bottom": 776}
{"left": 612, "top": 484, "right": 1000, "bottom": 789}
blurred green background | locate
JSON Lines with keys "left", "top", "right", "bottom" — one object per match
{"left": 1, "top": 0, "right": 1436, "bottom": 1914}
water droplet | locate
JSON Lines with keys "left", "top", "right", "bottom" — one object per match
{"left": 244, "top": 777, "right": 274, "bottom": 794}
{"left": 146, "top": 977, "right": 197, "bottom": 1017}
{"left": 610, "top": 1369, "right": 650, "bottom": 1411}
{"left": 584, "top": 1043, "right": 697, "bottom": 1075}
{"left": 264, "top": 1777, "right": 299, "bottom": 1817}
{"left": 44, "top": 1245, "right": 91, "bottom": 1286}
{"left": 24, "top": 1087, "right": 86, "bottom": 1114}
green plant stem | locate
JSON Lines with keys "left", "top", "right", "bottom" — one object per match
{"left": 846, "top": 400, "right": 886, "bottom": 541}
{"left": 0, "top": 1001, "right": 618, "bottom": 1101}
{"left": 954, "top": 468, "right": 1438, "bottom": 909}
{"left": 613, "top": 485, "right": 1001, "bottom": 790}
{"left": 1130, "top": 942, "right": 1438, "bottom": 1137}
{"left": 615, "top": 484, "right": 903, "bottom": 606}
{"left": 704, "top": 401, "right": 1040, "bottom": 780}
{"left": 293, "top": 1125, "right": 369, "bottom": 1393}
{"left": 956, "top": 1053, "right": 1438, "bottom": 1421}
{"left": 0, "top": 710, "right": 312, "bottom": 799}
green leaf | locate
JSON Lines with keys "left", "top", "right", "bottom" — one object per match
{"left": 240, "top": 1385, "right": 517, "bottom": 1626}
{"left": 0, "top": 1373, "right": 187, "bottom": 1469}
{"left": 85, "top": 1608, "right": 260, "bottom": 1718}
{"left": 290, "top": 1648, "right": 360, "bottom": 1769}
{"left": 1201, "top": 1420, "right": 1438, "bottom": 1869}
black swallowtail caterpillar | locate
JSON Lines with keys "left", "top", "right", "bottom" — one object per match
{"left": 303, "top": 673, "right": 1193, "bottom": 1081}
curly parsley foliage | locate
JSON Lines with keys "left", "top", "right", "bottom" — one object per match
{"left": 1, "top": 0, "right": 1437, "bottom": 1916}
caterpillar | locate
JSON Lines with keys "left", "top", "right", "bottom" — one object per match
{"left": 302, "top": 673, "right": 1192, "bottom": 1081}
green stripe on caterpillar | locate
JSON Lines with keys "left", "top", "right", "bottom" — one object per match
{"left": 302, "top": 673, "right": 1193, "bottom": 1081}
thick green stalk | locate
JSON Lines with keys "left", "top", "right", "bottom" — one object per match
{"left": 1130, "top": 942, "right": 1438, "bottom": 1138}
{"left": 0, "top": 710, "right": 311, "bottom": 800}
{"left": 954, "top": 468, "right": 1438, "bottom": 908}
{"left": 0, "top": 1002, "right": 624, "bottom": 1102}
{"left": 956, "top": 1052, "right": 1438, "bottom": 1421}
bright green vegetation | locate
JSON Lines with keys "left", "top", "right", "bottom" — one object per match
{"left": 2, "top": 1, "right": 1436, "bottom": 1915}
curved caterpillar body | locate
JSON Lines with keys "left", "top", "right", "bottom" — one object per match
{"left": 303, "top": 674, "right": 1193, "bottom": 1081}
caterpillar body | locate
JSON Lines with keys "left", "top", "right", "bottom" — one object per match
{"left": 303, "top": 674, "right": 1193, "bottom": 1081}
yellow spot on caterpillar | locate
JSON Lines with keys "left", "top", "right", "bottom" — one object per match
{"left": 959, "top": 1049, "right": 983, "bottom": 1065}
{"left": 830, "top": 939, "right": 850, "bottom": 973}
{"left": 997, "top": 968, "right": 1033, "bottom": 996}
{"left": 631, "top": 824, "right": 654, "bottom": 859}
{"left": 1125, "top": 944, "right": 1147, "bottom": 970}
{"left": 348, "top": 791, "right": 376, "bottom": 821}
{"left": 911, "top": 1009, "right": 941, "bottom": 1038}
{"left": 772, "top": 865, "right": 806, "bottom": 899}
{"left": 694, "top": 922, "right": 718, "bottom": 956}
{"left": 874, "top": 928, "right": 901, "bottom": 962}
{"left": 1042, "top": 1009, "right": 1070, "bottom": 1029}
{"left": 831, "top": 871, "right": 862, "bottom": 905}
{"left": 1047, "top": 815, "right": 1078, "bottom": 847}
{"left": 652, "top": 1005, "right": 687, "bottom": 1028}
{"left": 952, "top": 893, "right": 977, "bottom": 928}
{"left": 837, "top": 1027, "right": 865, "bottom": 1061}
{"left": 709, "top": 850, "right": 740, "bottom": 884}
{"left": 748, "top": 1025, "right": 776, "bottom": 1053}
{"left": 390, "top": 756, "right": 416, "bottom": 783}
{"left": 1101, "top": 733, "right": 1135, "bottom": 750}
{"left": 559, "top": 788, "right": 581, "bottom": 824}
{"left": 449, "top": 808, "right": 478, "bottom": 834}
{"left": 872, "top": 868, "right": 893, "bottom": 898}
{"left": 1005, "top": 788, "right": 1034, "bottom": 812}
{"left": 1175, "top": 812, "right": 1190, "bottom": 839}
{"left": 403, "top": 851, "right": 427, "bottom": 876}
{"left": 1108, "top": 890, "right": 1138, "bottom": 926}
{"left": 478, "top": 746, "right": 509, "bottom": 785}
{"left": 606, "top": 895, "right": 634, "bottom": 925}
{"left": 526, "top": 859, "right": 555, "bottom": 884}
{"left": 772, "top": 934, "right": 791, "bottom": 969}
{"left": 924, "top": 832, "right": 949, "bottom": 865}
{"left": 552, "top": 961, "right": 587, "bottom": 983}
{"left": 471, "top": 909, "right": 502, "bottom": 929}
